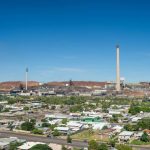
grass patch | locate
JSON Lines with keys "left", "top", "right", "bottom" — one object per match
{"left": 131, "top": 140, "right": 150, "bottom": 145}
{"left": 71, "top": 129, "right": 109, "bottom": 142}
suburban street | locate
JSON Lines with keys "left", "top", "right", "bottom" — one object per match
{"left": 0, "top": 131, "right": 88, "bottom": 149}
{"left": 0, "top": 131, "right": 150, "bottom": 150}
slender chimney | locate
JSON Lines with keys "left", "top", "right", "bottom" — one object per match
{"left": 116, "top": 45, "right": 120, "bottom": 91}
{"left": 25, "top": 67, "right": 28, "bottom": 91}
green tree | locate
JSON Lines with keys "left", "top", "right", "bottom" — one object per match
{"left": 0, "top": 105, "right": 3, "bottom": 112}
{"left": 102, "top": 126, "right": 108, "bottom": 130}
{"left": 42, "top": 122, "right": 50, "bottom": 127}
{"left": 51, "top": 106, "right": 56, "bottom": 110}
{"left": 88, "top": 140, "right": 99, "bottom": 150}
{"left": 124, "top": 124, "right": 139, "bottom": 131}
{"left": 41, "top": 118, "right": 48, "bottom": 122}
{"left": 137, "top": 118, "right": 150, "bottom": 130}
{"left": 8, "top": 99, "right": 17, "bottom": 105}
{"left": 109, "top": 138, "right": 117, "bottom": 147}
{"left": 140, "top": 132, "right": 150, "bottom": 142}
{"left": 97, "top": 143, "right": 108, "bottom": 150}
{"left": 62, "top": 118, "right": 68, "bottom": 124}
{"left": 110, "top": 114, "right": 118, "bottom": 123}
{"left": 49, "top": 124, "right": 57, "bottom": 131}
{"left": 52, "top": 130, "right": 61, "bottom": 136}
{"left": 67, "top": 135, "right": 72, "bottom": 143}
{"left": 116, "top": 144, "right": 132, "bottom": 150}
{"left": 29, "top": 144, "right": 52, "bottom": 150}
{"left": 9, "top": 142, "right": 22, "bottom": 150}
{"left": 32, "top": 128, "right": 43, "bottom": 135}
{"left": 129, "top": 104, "right": 140, "bottom": 115}
{"left": 70, "top": 105, "right": 83, "bottom": 112}
{"left": 23, "top": 106, "right": 29, "bottom": 111}
{"left": 21, "top": 121, "right": 34, "bottom": 131}
{"left": 3, "top": 108, "right": 10, "bottom": 112}
{"left": 62, "top": 145, "right": 67, "bottom": 150}
{"left": 30, "top": 118, "right": 36, "bottom": 125}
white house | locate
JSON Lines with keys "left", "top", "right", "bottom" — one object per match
{"left": 45, "top": 114, "right": 70, "bottom": 119}
{"left": 118, "top": 131, "right": 134, "bottom": 142}
{"left": 112, "top": 125, "right": 123, "bottom": 133}
{"left": 48, "top": 119, "right": 62, "bottom": 125}
{"left": 54, "top": 127, "right": 71, "bottom": 134}
{"left": 134, "top": 132, "right": 143, "bottom": 140}
{"left": 131, "top": 117, "right": 141, "bottom": 123}
{"left": 67, "top": 121, "right": 84, "bottom": 132}
{"left": 18, "top": 142, "right": 45, "bottom": 150}
{"left": 108, "top": 109, "right": 122, "bottom": 115}
{"left": 92, "top": 122, "right": 110, "bottom": 130}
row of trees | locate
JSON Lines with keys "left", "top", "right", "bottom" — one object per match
{"left": 0, "top": 94, "right": 136, "bottom": 106}
{"left": 124, "top": 118, "right": 150, "bottom": 131}
{"left": 88, "top": 140, "right": 108, "bottom": 150}
{"left": 129, "top": 102, "right": 150, "bottom": 115}
{"left": 88, "top": 140, "right": 133, "bottom": 150}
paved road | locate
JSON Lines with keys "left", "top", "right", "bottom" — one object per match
{"left": 0, "top": 131, "right": 88, "bottom": 149}
{"left": 130, "top": 145, "right": 150, "bottom": 150}
{"left": 0, "top": 131, "right": 150, "bottom": 150}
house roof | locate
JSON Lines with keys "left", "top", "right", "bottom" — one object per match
{"left": 18, "top": 142, "right": 45, "bottom": 150}
{"left": 119, "top": 131, "right": 134, "bottom": 136}
{"left": 67, "top": 121, "right": 83, "bottom": 127}
{"left": 55, "top": 127, "right": 69, "bottom": 131}
{"left": 144, "top": 129, "right": 150, "bottom": 134}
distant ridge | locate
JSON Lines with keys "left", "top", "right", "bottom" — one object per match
{"left": 0, "top": 81, "right": 39, "bottom": 91}
{"left": 0, "top": 81, "right": 108, "bottom": 91}
{"left": 46, "top": 81, "right": 108, "bottom": 87}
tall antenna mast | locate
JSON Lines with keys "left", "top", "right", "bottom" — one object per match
{"left": 25, "top": 67, "right": 28, "bottom": 91}
{"left": 116, "top": 45, "right": 121, "bottom": 91}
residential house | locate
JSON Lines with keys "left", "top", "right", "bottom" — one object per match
{"left": 118, "top": 131, "right": 134, "bottom": 142}
{"left": 18, "top": 142, "right": 46, "bottom": 150}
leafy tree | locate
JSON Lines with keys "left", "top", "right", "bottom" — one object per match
{"left": 110, "top": 114, "right": 119, "bottom": 123}
{"left": 49, "top": 124, "right": 57, "bottom": 131}
{"left": 3, "top": 108, "right": 10, "bottom": 112}
{"left": 116, "top": 144, "right": 132, "bottom": 150}
{"left": 0, "top": 105, "right": 3, "bottom": 112}
{"left": 8, "top": 99, "right": 17, "bottom": 105}
{"left": 42, "top": 122, "right": 50, "bottom": 127}
{"left": 137, "top": 118, "right": 150, "bottom": 130}
{"left": 21, "top": 121, "right": 34, "bottom": 131}
{"left": 62, "top": 146, "right": 67, "bottom": 150}
{"left": 102, "top": 126, "right": 108, "bottom": 130}
{"left": 52, "top": 130, "right": 61, "bottom": 136}
{"left": 41, "top": 118, "right": 48, "bottom": 122}
{"left": 51, "top": 106, "right": 56, "bottom": 110}
{"left": 70, "top": 105, "right": 83, "bottom": 112}
{"left": 62, "top": 118, "right": 68, "bottom": 124}
{"left": 124, "top": 124, "right": 139, "bottom": 131}
{"left": 109, "top": 138, "right": 117, "bottom": 147}
{"left": 32, "top": 128, "right": 43, "bottom": 135}
{"left": 88, "top": 140, "right": 99, "bottom": 150}
{"left": 9, "top": 142, "right": 22, "bottom": 150}
{"left": 23, "top": 106, "right": 29, "bottom": 111}
{"left": 67, "top": 135, "right": 72, "bottom": 143}
{"left": 97, "top": 143, "right": 108, "bottom": 150}
{"left": 29, "top": 144, "right": 52, "bottom": 150}
{"left": 30, "top": 118, "right": 36, "bottom": 125}
{"left": 140, "top": 132, "right": 150, "bottom": 142}
{"left": 128, "top": 102, "right": 150, "bottom": 115}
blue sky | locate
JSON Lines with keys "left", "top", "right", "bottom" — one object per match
{"left": 0, "top": 0, "right": 150, "bottom": 82}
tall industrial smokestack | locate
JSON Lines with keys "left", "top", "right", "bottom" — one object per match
{"left": 25, "top": 67, "right": 28, "bottom": 91}
{"left": 116, "top": 45, "right": 120, "bottom": 91}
